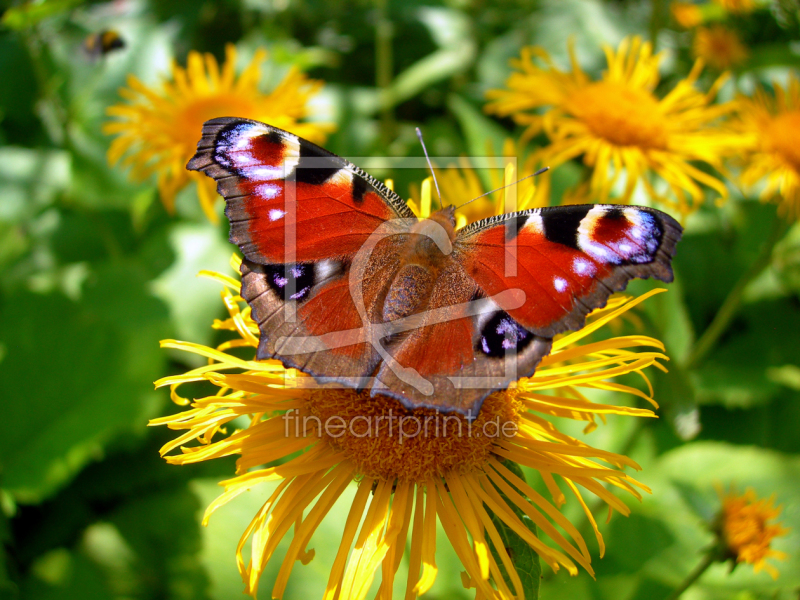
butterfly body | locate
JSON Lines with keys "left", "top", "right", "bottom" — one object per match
{"left": 382, "top": 207, "right": 456, "bottom": 320}
{"left": 188, "top": 117, "right": 682, "bottom": 416}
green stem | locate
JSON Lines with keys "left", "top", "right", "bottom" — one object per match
{"left": 650, "top": 0, "right": 665, "bottom": 50}
{"left": 685, "top": 213, "right": 787, "bottom": 370}
{"left": 21, "top": 27, "right": 67, "bottom": 145}
{"left": 665, "top": 551, "right": 717, "bottom": 600}
{"left": 375, "top": 0, "right": 395, "bottom": 146}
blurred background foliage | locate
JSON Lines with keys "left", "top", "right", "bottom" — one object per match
{"left": 1, "top": 0, "right": 800, "bottom": 599}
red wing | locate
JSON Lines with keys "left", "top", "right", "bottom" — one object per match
{"left": 187, "top": 117, "right": 415, "bottom": 264}
{"left": 455, "top": 205, "right": 683, "bottom": 337}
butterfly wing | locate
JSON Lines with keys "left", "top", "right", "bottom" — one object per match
{"left": 373, "top": 204, "right": 681, "bottom": 415}
{"left": 187, "top": 118, "right": 415, "bottom": 384}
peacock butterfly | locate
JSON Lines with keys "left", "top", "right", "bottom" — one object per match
{"left": 187, "top": 117, "right": 682, "bottom": 417}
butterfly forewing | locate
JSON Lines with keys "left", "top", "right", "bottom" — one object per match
{"left": 187, "top": 117, "right": 415, "bottom": 264}
{"left": 454, "top": 204, "right": 682, "bottom": 338}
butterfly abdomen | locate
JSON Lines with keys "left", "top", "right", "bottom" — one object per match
{"left": 383, "top": 265, "right": 434, "bottom": 322}
{"left": 381, "top": 209, "right": 459, "bottom": 322}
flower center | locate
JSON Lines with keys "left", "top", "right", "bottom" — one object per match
{"left": 304, "top": 389, "right": 522, "bottom": 482}
{"left": 567, "top": 81, "right": 669, "bottom": 150}
{"left": 765, "top": 111, "right": 800, "bottom": 174}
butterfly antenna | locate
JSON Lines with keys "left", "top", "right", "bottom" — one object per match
{"left": 454, "top": 166, "right": 550, "bottom": 210}
{"left": 416, "top": 127, "right": 443, "bottom": 206}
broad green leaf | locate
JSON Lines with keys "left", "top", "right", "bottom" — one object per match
{"left": 601, "top": 513, "right": 675, "bottom": 575}
{"left": 0, "top": 148, "right": 70, "bottom": 223}
{"left": 20, "top": 549, "right": 113, "bottom": 600}
{"left": 693, "top": 298, "right": 800, "bottom": 407}
{"left": 357, "top": 7, "right": 475, "bottom": 115}
{"left": 447, "top": 94, "right": 509, "bottom": 160}
{"left": 101, "top": 487, "right": 210, "bottom": 600}
{"left": 695, "top": 389, "right": 800, "bottom": 454}
{"left": 0, "top": 508, "right": 15, "bottom": 599}
{"left": 150, "top": 223, "right": 234, "bottom": 355}
{"left": 0, "top": 260, "right": 170, "bottom": 503}
{"left": 773, "top": 221, "right": 800, "bottom": 294}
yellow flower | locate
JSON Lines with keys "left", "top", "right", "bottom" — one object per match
{"left": 718, "top": 488, "right": 789, "bottom": 579}
{"left": 406, "top": 139, "right": 550, "bottom": 228}
{"left": 486, "top": 36, "right": 737, "bottom": 218}
{"left": 152, "top": 266, "right": 666, "bottom": 598}
{"left": 104, "top": 44, "right": 333, "bottom": 222}
{"left": 693, "top": 25, "right": 748, "bottom": 70}
{"left": 730, "top": 75, "right": 800, "bottom": 219}
{"left": 671, "top": 2, "right": 705, "bottom": 28}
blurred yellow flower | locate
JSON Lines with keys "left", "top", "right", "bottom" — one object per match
{"left": 407, "top": 139, "right": 550, "bottom": 228}
{"left": 486, "top": 36, "right": 737, "bottom": 218}
{"left": 104, "top": 44, "right": 333, "bottom": 222}
{"left": 730, "top": 75, "right": 800, "bottom": 219}
{"left": 693, "top": 25, "right": 748, "bottom": 70}
{"left": 718, "top": 488, "right": 788, "bottom": 579}
{"left": 671, "top": 2, "right": 704, "bottom": 28}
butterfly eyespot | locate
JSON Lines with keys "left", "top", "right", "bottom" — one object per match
{"left": 478, "top": 311, "right": 534, "bottom": 358}
{"left": 263, "top": 263, "right": 316, "bottom": 302}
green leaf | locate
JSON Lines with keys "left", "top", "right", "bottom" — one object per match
{"left": 773, "top": 221, "right": 800, "bottom": 295}
{"left": 1, "top": 0, "right": 83, "bottom": 30}
{"left": 0, "top": 148, "right": 70, "bottom": 223}
{"left": 448, "top": 94, "right": 509, "bottom": 159}
{"left": 101, "top": 487, "right": 210, "bottom": 600}
{"left": 697, "top": 389, "right": 800, "bottom": 454}
{"left": 0, "top": 260, "right": 170, "bottom": 503}
{"left": 693, "top": 298, "right": 800, "bottom": 407}
{"left": 600, "top": 513, "right": 675, "bottom": 575}
{"left": 150, "top": 223, "right": 235, "bottom": 355}
{"left": 357, "top": 7, "right": 476, "bottom": 115}
{"left": 20, "top": 549, "right": 113, "bottom": 600}
{"left": 486, "top": 460, "right": 541, "bottom": 600}
{"left": 0, "top": 508, "right": 16, "bottom": 600}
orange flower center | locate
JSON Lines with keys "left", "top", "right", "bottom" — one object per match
{"left": 568, "top": 81, "right": 669, "bottom": 150}
{"left": 765, "top": 111, "right": 800, "bottom": 174}
{"left": 304, "top": 389, "right": 522, "bottom": 482}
